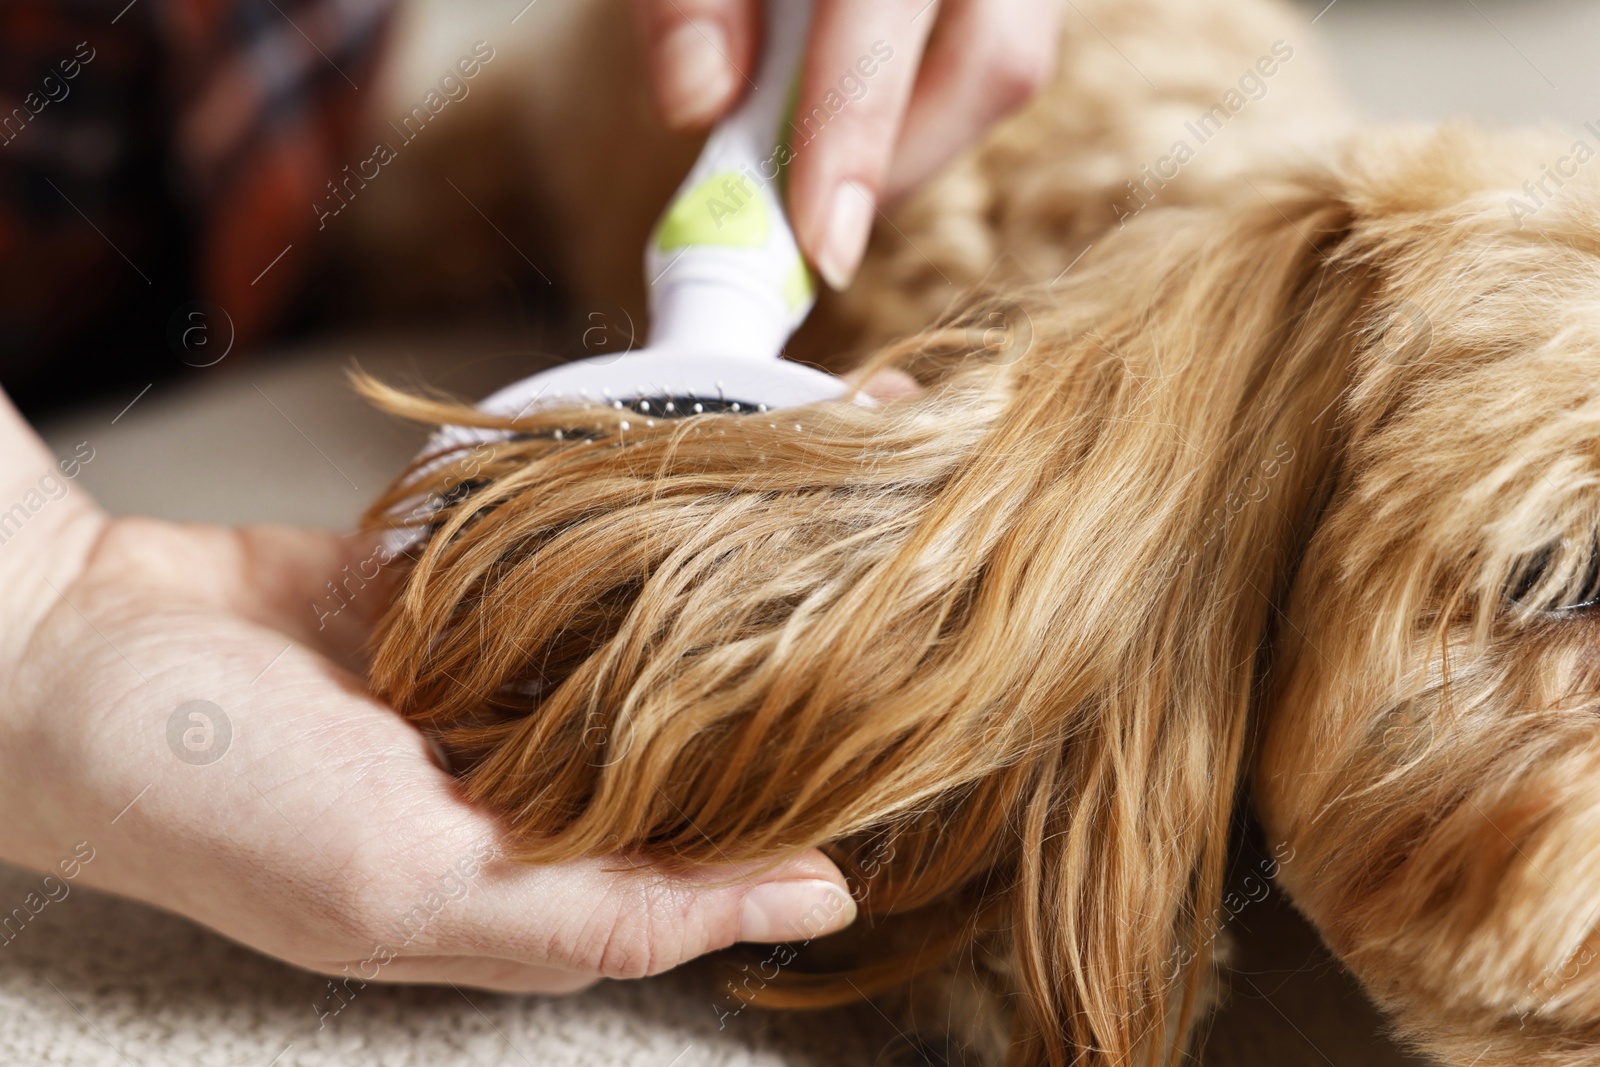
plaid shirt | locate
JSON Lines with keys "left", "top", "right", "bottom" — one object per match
{"left": 0, "top": 0, "right": 391, "bottom": 408}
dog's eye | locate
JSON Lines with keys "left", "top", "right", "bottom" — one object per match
{"left": 1511, "top": 544, "right": 1600, "bottom": 612}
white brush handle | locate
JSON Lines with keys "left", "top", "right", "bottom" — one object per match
{"left": 644, "top": 0, "right": 815, "bottom": 360}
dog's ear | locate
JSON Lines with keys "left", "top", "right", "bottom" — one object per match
{"left": 970, "top": 178, "right": 1374, "bottom": 1064}
{"left": 363, "top": 171, "right": 1366, "bottom": 1064}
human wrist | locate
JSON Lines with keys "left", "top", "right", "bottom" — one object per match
{"left": 0, "top": 390, "right": 106, "bottom": 700}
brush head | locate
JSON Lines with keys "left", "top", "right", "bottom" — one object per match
{"left": 472, "top": 347, "right": 847, "bottom": 420}
{"left": 383, "top": 347, "right": 852, "bottom": 554}
{"left": 423, "top": 346, "right": 851, "bottom": 474}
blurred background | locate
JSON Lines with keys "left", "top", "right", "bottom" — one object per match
{"left": 2, "top": 1, "right": 1596, "bottom": 1064}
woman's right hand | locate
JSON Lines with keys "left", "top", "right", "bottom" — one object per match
{"left": 0, "top": 392, "right": 856, "bottom": 1003}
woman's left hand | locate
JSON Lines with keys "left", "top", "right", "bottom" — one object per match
{"left": 633, "top": 0, "right": 1062, "bottom": 289}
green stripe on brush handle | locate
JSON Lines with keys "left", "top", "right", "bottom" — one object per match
{"left": 643, "top": 0, "right": 817, "bottom": 359}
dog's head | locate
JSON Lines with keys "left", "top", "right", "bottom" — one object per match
{"left": 365, "top": 124, "right": 1600, "bottom": 1065}
{"left": 1256, "top": 125, "right": 1600, "bottom": 1066}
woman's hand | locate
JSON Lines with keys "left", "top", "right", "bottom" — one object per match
{"left": 0, "top": 395, "right": 855, "bottom": 999}
{"left": 633, "top": 0, "right": 1061, "bottom": 289}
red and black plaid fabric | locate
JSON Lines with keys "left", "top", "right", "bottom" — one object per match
{"left": 0, "top": 0, "right": 392, "bottom": 408}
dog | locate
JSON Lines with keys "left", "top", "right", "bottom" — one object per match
{"left": 350, "top": 0, "right": 1600, "bottom": 1063}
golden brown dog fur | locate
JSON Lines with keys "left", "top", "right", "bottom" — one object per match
{"left": 356, "top": 0, "right": 1600, "bottom": 1063}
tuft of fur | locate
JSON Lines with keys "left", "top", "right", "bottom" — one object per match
{"left": 359, "top": 0, "right": 1600, "bottom": 1064}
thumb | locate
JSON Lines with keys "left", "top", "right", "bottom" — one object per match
{"left": 432, "top": 849, "right": 859, "bottom": 981}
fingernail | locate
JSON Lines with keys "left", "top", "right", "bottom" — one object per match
{"left": 739, "top": 879, "right": 858, "bottom": 942}
{"left": 816, "top": 180, "right": 875, "bottom": 291}
{"left": 657, "top": 19, "right": 736, "bottom": 128}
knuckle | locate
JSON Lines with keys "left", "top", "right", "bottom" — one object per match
{"left": 580, "top": 877, "right": 706, "bottom": 981}
{"left": 595, "top": 921, "right": 660, "bottom": 981}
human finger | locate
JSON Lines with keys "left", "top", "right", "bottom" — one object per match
{"left": 785, "top": 0, "right": 937, "bottom": 290}
{"left": 633, "top": 0, "right": 760, "bottom": 129}
{"left": 883, "top": 0, "right": 1060, "bottom": 200}
{"left": 419, "top": 850, "right": 857, "bottom": 981}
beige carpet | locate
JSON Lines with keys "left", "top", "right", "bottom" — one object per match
{"left": 7, "top": 0, "right": 1590, "bottom": 1062}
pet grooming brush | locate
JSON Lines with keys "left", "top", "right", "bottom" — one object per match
{"left": 385, "top": 0, "right": 842, "bottom": 551}
{"left": 441, "top": 0, "right": 837, "bottom": 441}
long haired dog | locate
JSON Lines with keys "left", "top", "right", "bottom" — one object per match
{"left": 358, "top": 0, "right": 1600, "bottom": 1062}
